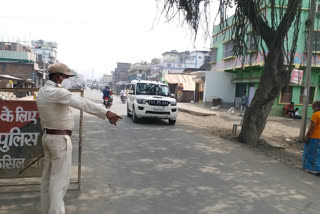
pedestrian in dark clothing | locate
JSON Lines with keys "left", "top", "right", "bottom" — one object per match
{"left": 239, "top": 91, "right": 248, "bottom": 117}
{"left": 102, "top": 86, "right": 111, "bottom": 100}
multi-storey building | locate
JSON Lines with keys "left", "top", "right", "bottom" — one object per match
{"left": 112, "top": 62, "right": 130, "bottom": 83}
{"left": 148, "top": 58, "right": 162, "bottom": 81}
{"left": 208, "top": 1, "right": 320, "bottom": 116}
{"left": 128, "top": 62, "right": 150, "bottom": 81}
{"left": 112, "top": 62, "right": 131, "bottom": 93}
{"left": 103, "top": 74, "right": 113, "bottom": 87}
{"left": 31, "top": 40, "right": 57, "bottom": 70}
{"left": 0, "top": 41, "right": 43, "bottom": 89}
{"left": 161, "top": 50, "right": 210, "bottom": 76}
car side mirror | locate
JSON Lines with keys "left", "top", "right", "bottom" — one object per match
{"left": 170, "top": 93, "right": 175, "bottom": 98}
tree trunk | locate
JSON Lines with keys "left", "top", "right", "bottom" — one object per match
{"left": 238, "top": 47, "right": 291, "bottom": 145}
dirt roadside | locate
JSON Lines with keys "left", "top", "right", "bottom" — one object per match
{"left": 178, "top": 108, "right": 305, "bottom": 170}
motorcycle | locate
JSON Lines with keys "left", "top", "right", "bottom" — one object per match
{"left": 103, "top": 96, "right": 113, "bottom": 108}
{"left": 121, "top": 95, "right": 127, "bottom": 104}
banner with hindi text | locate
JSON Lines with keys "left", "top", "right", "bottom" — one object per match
{"left": 0, "top": 101, "right": 43, "bottom": 178}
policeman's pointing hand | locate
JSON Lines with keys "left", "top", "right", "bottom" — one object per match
{"left": 106, "top": 111, "right": 122, "bottom": 125}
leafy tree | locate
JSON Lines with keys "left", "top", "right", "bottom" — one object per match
{"left": 157, "top": 0, "right": 303, "bottom": 144}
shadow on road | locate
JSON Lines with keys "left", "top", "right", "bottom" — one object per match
{"left": 1, "top": 112, "right": 320, "bottom": 214}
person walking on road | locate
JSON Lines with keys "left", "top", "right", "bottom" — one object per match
{"left": 303, "top": 100, "right": 320, "bottom": 174}
{"left": 36, "top": 62, "right": 122, "bottom": 214}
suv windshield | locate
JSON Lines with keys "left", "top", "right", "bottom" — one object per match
{"left": 136, "top": 83, "right": 170, "bottom": 96}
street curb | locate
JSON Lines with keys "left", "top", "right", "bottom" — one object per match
{"left": 179, "top": 108, "right": 217, "bottom": 116}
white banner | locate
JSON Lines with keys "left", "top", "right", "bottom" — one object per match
{"left": 290, "top": 69, "right": 304, "bottom": 85}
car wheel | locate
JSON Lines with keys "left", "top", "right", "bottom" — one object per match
{"left": 132, "top": 106, "right": 139, "bottom": 123}
{"left": 127, "top": 103, "right": 131, "bottom": 117}
{"left": 168, "top": 119, "right": 176, "bottom": 125}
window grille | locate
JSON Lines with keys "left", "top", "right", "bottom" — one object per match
{"left": 223, "top": 41, "right": 234, "bottom": 58}
{"left": 210, "top": 48, "right": 217, "bottom": 62}
{"left": 247, "top": 35, "right": 259, "bottom": 51}
{"left": 280, "top": 86, "right": 293, "bottom": 103}
{"left": 312, "top": 32, "right": 320, "bottom": 51}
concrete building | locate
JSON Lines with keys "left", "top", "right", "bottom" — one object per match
{"left": 0, "top": 41, "right": 43, "bottom": 89}
{"left": 161, "top": 50, "right": 210, "bottom": 102}
{"left": 103, "top": 74, "right": 112, "bottom": 87}
{"left": 112, "top": 62, "right": 130, "bottom": 83}
{"left": 112, "top": 62, "right": 131, "bottom": 94}
{"left": 128, "top": 62, "right": 151, "bottom": 81}
{"left": 31, "top": 40, "right": 57, "bottom": 70}
{"left": 161, "top": 50, "right": 210, "bottom": 78}
{"left": 148, "top": 58, "right": 162, "bottom": 81}
{"left": 208, "top": 0, "right": 320, "bottom": 117}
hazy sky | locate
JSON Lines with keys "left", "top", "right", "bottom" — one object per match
{"left": 0, "top": 0, "right": 222, "bottom": 79}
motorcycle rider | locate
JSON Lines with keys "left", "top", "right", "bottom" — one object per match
{"left": 120, "top": 88, "right": 127, "bottom": 103}
{"left": 102, "top": 86, "right": 112, "bottom": 107}
{"left": 103, "top": 86, "right": 111, "bottom": 100}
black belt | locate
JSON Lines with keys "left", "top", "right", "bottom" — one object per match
{"left": 44, "top": 128, "right": 72, "bottom": 136}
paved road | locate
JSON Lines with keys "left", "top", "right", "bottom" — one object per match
{"left": 1, "top": 88, "right": 320, "bottom": 214}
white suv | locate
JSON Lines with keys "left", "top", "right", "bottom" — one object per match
{"left": 127, "top": 80, "right": 178, "bottom": 125}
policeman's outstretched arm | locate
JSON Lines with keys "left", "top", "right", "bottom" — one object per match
{"left": 106, "top": 111, "right": 122, "bottom": 125}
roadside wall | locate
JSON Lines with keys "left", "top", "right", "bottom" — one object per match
{"left": 0, "top": 63, "right": 34, "bottom": 80}
{"left": 204, "top": 71, "right": 236, "bottom": 103}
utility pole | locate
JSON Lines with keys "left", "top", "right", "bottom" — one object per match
{"left": 300, "top": 0, "right": 316, "bottom": 140}
{"left": 144, "top": 62, "right": 147, "bottom": 80}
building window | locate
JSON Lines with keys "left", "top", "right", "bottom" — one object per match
{"left": 204, "top": 56, "right": 210, "bottom": 64}
{"left": 247, "top": 34, "right": 259, "bottom": 51}
{"left": 223, "top": 41, "right": 234, "bottom": 58}
{"left": 210, "top": 48, "right": 217, "bottom": 62}
{"left": 4, "top": 44, "right": 11, "bottom": 51}
{"left": 280, "top": 86, "right": 293, "bottom": 103}
{"left": 307, "top": 31, "right": 320, "bottom": 51}
{"left": 299, "top": 87, "right": 315, "bottom": 104}
{"left": 313, "top": 31, "right": 320, "bottom": 51}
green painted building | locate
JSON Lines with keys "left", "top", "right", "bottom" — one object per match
{"left": 210, "top": 1, "right": 320, "bottom": 117}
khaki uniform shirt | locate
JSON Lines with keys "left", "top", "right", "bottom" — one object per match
{"left": 36, "top": 80, "right": 108, "bottom": 130}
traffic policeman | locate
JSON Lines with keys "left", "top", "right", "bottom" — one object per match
{"left": 36, "top": 62, "right": 121, "bottom": 214}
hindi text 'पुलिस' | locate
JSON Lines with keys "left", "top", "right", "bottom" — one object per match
{"left": 0, "top": 127, "right": 40, "bottom": 152}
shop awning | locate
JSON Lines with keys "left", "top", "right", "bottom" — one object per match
{"left": 0, "top": 74, "right": 22, "bottom": 81}
{"left": 0, "top": 75, "right": 34, "bottom": 84}
{"left": 164, "top": 74, "right": 195, "bottom": 91}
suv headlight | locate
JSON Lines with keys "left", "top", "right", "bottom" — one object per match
{"left": 137, "top": 98, "right": 147, "bottom": 104}
{"left": 171, "top": 100, "right": 177, "bottom": 106}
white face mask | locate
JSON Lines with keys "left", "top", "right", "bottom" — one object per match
{"left": 58, "top": 74, "right": 70, "bottom": 89}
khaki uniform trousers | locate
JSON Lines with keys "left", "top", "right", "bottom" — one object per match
{"left": 40, "top": 133, "right": 72, "bottom": 214}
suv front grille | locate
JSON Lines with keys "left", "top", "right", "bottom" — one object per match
{"left": 147, "top": 100, "right": 170, "bottom": 106}
{"left": 146, "top": 111, "right": 170, "bottom": 115}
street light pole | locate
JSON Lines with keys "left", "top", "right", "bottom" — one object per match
{"left": 299, "top": 0, "right": 316, "bottom": 140}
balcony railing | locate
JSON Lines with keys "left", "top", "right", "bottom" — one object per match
{"left": 0, "top": 50, "right": 36, "bottom": 62}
